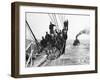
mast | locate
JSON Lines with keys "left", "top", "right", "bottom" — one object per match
{"left": 26, "top": 20, "right": 40, "bottom": 48}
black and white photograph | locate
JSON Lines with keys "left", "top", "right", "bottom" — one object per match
{"left": 25, "top": 12, "right": 90, "bottom": 67}
{"left": 11, "top": 2, "right": 97, "bottom": 77}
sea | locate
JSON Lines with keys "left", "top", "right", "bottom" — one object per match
{"left": 25, "top": 39, "right": 90, "bottom": 67}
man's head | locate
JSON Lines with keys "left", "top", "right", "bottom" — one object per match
{"left": 42, "top": 36, "right": 44, "bottom": 39}
{"left": 50, "top": 22, "right": 55, "bottom": 27}
{"left": 46, "top": 32, "right": 48, "bottom": 34}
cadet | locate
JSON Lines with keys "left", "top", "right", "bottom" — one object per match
{"left": 40, "top": 36, "right": 47, "bottom": 51}
{"left": 61, "top": 20, "right": 69, "bottom": 54}
{"left": 64, "top": 20, "right": 68, "bottom": 30}
{"left": 62, "top": 20, "right": 68, "bottom": 40}
{"left": 45, "top": 32, "right": 52, "bottom": 44}
{"left": 49, "top": 22, "right": 56, "bottom": 34}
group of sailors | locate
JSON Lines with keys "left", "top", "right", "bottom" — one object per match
{"left": 40, "top": 20, "right": 69, "bottom": 53}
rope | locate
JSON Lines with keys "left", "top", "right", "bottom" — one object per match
{"left": 52, "top": 13, "right": 57, "bottom": 25}
{"left": 58, "top": 14, "right": 63, "bottom": 28}
{"left": 53, "top": 13, "right": 59, "bottom": 29}
{"left": 48, "top": 14, "right": 54, "bottom": 23}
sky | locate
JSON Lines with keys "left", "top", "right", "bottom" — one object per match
{"left": 26, "top": 12, "right": 90, "bottom": 40}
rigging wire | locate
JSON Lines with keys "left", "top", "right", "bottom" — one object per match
{"left": 58, "top": 14, "right": 63, "bottom": 28}
{"left": 52, "top": 13, "right": 57, "bottom": 26}
{"left": 64, "top": 15, "right": 66, "bottom": 21}
{"left": 54, "top": 13, "right": 59, "bottom": 29}
{"left": 52, "top": 13, "right": 59, "bottom": 29}
{"left": 48, "top": 13, "right": 54, "bottom": 24}
{"left": 62, "top": 15, "right": 65, "bottom": 23}
{"left": 61, "top": 15, "right": 64, "bottom": 25}
{"left": 48, "top": 13, "right": 67, "bottom": 30}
